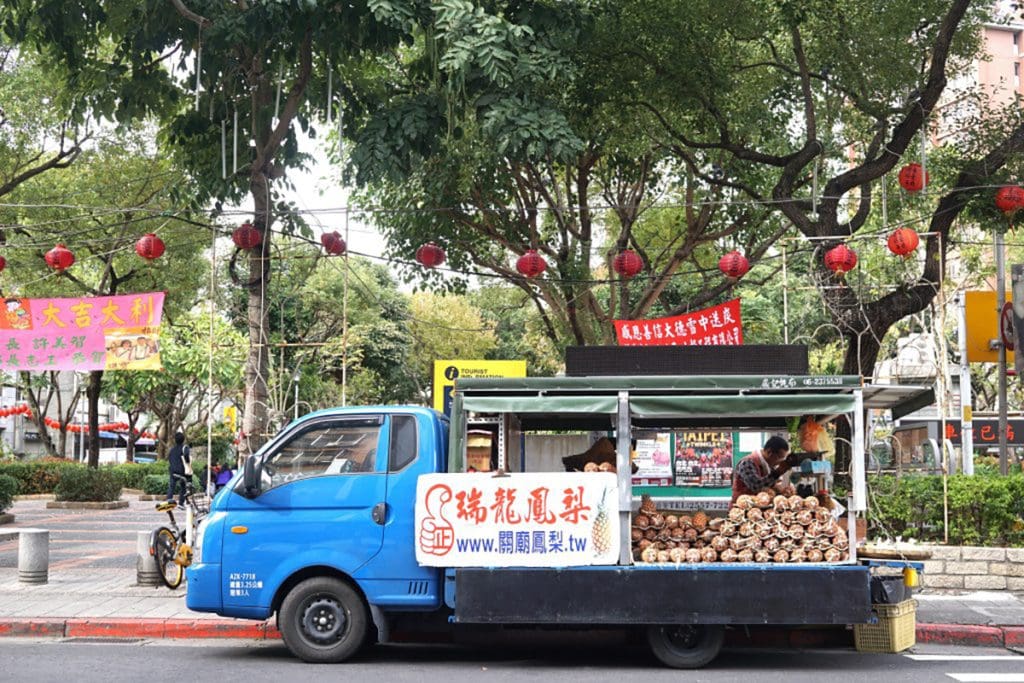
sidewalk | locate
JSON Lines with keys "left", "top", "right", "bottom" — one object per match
{"left": 0, "top": 567, "right": 277, "bottom": 639}
{"left": 0, "top": 564, "right": 1023, "bottom": 647}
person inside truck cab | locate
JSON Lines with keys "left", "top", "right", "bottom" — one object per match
{"left": 731, "top": 435, "right": 799, "bottom": 503}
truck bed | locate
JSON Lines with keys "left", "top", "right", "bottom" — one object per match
{"left": 452, "top": 563, "right": 870, "bottom": 625}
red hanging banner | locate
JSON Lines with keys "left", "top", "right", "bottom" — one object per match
{"left": 614, "top": 299, "right": 743, "bottom": 347}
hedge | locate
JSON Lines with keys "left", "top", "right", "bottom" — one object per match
{"left": 143, "top": 473, "right": 200, "bottom": 496}
{"left": 54, "top": 467, "right": 121, "bottom": 502}
{"left": 104, "top": 460, "right": 169, "bottom": 490}
{"left": 868, "top": 472, "right": 1024, "bottom": 546}
{"left": 0, "top": 474, "right": 17, "bottom": 512}
{"left": 0, "top": 459, "right": 79, "bottom": 495}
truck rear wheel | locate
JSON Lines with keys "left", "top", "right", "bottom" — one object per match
{"left": 279, "top": 577, "right": 368, "bottom": 663}
{"left": 646, "top": 624, "right": 724, "bottom": 669}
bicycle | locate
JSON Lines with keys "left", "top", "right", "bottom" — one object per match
{"left": 150, "top": 473, "right": 209, "bottom": 589}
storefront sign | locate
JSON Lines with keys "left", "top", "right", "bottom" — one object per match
{"left": 432, "top": 360, "right": 527, "bottom": 416}
{"left": 0, "top": 293, "right": 164, "bottom": 372}
{"left": 939, "top": 419, "right": 1024, "bottom": 446}
{"left": 415, "top": 472, "right": 619, "bottom": 567}
{"left": 674, "top": 431, "right": 735, "bottom": 488}
{"left": 614, "top": 299, "right": 742, "bottom": 347}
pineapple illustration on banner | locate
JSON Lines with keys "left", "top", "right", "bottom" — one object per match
{"left": 415, "top": 473, "right": 620, "bottom": 567}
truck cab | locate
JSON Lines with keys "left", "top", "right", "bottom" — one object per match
{"left": 187, "top": 406, "right": 447, "bottom": 660}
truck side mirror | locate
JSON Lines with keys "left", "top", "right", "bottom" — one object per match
{"left": 242, "top": 456, "right": 262, "bottom": 498}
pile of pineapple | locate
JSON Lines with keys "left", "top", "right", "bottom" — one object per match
{"left": 632, "top": 492, "right": 849, "bottom": 564}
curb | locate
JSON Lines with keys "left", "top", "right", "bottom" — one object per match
{"left": 916, "top": 623, "right": 1024, "bottom": 648}
{"left": 0, "top": 617, "right": 280, "bottom": 640}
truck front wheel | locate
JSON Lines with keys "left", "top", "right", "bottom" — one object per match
{"left": 646, "top": 624, "right": 724, "bottom": 669}
{"left": 279, "top": 577, "right": 368, "bottom": 663}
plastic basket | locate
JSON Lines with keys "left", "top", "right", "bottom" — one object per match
{"left": 854, "top": 599, "right": 916, "bottom": 653}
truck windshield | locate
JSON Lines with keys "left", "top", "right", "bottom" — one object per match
{"left": 263, "top": 417, "right": 382, "bottom": 488}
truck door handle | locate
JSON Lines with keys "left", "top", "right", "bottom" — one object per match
{"left": 371, "top": 502, "right": 387, "bottom": 525}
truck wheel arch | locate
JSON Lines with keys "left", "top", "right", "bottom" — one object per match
{"left": 271, "top": 566, "right": 385, "bottom": 645}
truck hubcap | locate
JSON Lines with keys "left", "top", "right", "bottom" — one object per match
{"left": 664, "top": 625, "right": 700, "bottom": 650}
{"left": 301, "top": 596, "right": 346, "bottom": 643}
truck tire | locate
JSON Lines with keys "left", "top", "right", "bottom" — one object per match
{"left": 646, "top": 624, "right": 724, "bottom": 669}
{"left": 279, "top": 577, "right": 369, "bottom": 663}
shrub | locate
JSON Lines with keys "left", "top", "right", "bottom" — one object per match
{"left": 0, "top": 474, "right": 18, "bottom": 512}
{"left": 0, "top": 458, "right": 80, "bottom": 494}
{"left": 868, "top": 472, "right": 1024, "bottom": 546}
{"left": 143, "top": 473, "right": 199, "bottom": 496}
{"left": 54, "top": 467, "right": 121, "bottom": 502}
{"left": 105, "top": 460, "right": 168, "bottom": 490}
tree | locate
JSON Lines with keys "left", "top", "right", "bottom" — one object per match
{"left": 3, "top": 1, "right": 410, "bottom": 455}
{"left": 0, "top": 129, "right": 208, "bottom": 465}
{"left": 349, "top": 1, "right": 791, "bottom": 349}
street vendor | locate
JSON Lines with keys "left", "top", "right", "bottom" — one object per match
{"left": 731, "top": 435, "right": 799, "bottom": 503}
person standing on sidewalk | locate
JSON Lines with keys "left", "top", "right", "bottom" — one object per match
{"left": 166, "top": 432, "right": 192, "bottom": 505}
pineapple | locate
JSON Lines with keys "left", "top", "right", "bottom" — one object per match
{"left": 640, "top": 494, "right": 658, "bottom": 516}
{"left": 592, "top": 488, "right": 613, "bottom": 556}
{"left": 692, "top": 510, "right": 709, "bottom": 530}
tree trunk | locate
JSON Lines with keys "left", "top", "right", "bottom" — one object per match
{"left": 86, "top": 369, "right": 102, "bottom": 468}
{"left": 240, "top": 172, "right": 273, "bottom": 458}
{"left": 20, "top": 372, "right": 57, "bottom": 457}
{"left": 126, "top": 412, "right": 138, "bottom": 463}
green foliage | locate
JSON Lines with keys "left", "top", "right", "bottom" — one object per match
{"left": 54, "top": 467, "right": 121, "bottom": 502}
{"left": 868, "top": 473, "right": 1024, "bottom": 546}
{"left": 0, "top": 474, "right": 18, "bottom": 512}
{"left": 103, "top": 460, "right": 168, "bottom": 490}
{"left": 143, "top": 473, "right": 199, "bottom": 496}
{"left": 0, "top": 458, "right": 78, "bottom": 494}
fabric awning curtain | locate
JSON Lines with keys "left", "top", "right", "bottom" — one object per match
{"left": 629, "top": 394, "right": 857, "bottom": 418}
{"left": 460, "top": 395, "right": 619, "bottom": 415}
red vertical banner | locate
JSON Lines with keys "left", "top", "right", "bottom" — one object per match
{"left": 614, "top": 299, "right": 742, "bottom": 346}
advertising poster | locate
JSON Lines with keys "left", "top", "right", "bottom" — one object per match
{"left": 0, "top": 292, "right": 164, "bottom": 372}
{"left": 631, "top": 431, "right": 673, "bottom": 486}
{"left": 415, "top": 472, "right": 619, "bottom": 567}
{"left": 673, "top": 430, "right": 735, "bottom": 488}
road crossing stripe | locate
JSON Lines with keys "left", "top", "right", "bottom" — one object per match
{"left": 945, "top": 675, "right": 1024, "bottom": 682}
{"left": 906, "top": 656, "right": 1024, "bottom": 661}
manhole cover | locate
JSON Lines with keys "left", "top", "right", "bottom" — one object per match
{"left": 63, "top": 637, "right": 145, "bottom": 644}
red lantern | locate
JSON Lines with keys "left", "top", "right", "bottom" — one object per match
{"left": 516, "top": 249, "right": 547, "bottom": 278}
{"left": 320, "top": 231, "right": 346, "bottom": 256}
{"left": 887, "top": 228, "right": 920, "bottom": 258}
{"left": 995, "top": 185, "right": 1024, "bottom": 217}
{"left": 612, "top": 249, "right": 643, "bottom": 278}
{"left": 718, "top": 250, "right": 750, "bottom": 279}
{"left": 897, "top": 163, "right": 929, "bottom": 193}
{"left": 45, "top": 244, "right": 75, "bottom": 272}
{"left": 415, "top": 242, "right": 446, "bottom": 268}
{"left": 0, "top": 256, "right": 6, "bottom": 272}
{"left": 232, "top": 222, "right": 262, "bottom": 250}
{"left": 824, "top": 244, "right": 858, "bottom": 275}
{"left": 135, "top": 233, "right": 165, "bottom": 260}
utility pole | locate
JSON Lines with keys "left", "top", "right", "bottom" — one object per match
{"left": 996, "top": 228, "right": 1009, "bottom": 475}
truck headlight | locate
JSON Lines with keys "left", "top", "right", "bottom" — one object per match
{"left": 193, "top": 517, "right": 208, "bottom": 564}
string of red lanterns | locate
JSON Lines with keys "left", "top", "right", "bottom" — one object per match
{"left": 0, "top": 404, "right": 157, "bottom": 438}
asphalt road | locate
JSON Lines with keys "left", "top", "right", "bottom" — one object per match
{"left": 0, "top": 639, "right": 1021, "bottom": 682}
{"left": 0, "top": 498, "right": 164, "bottom": 570}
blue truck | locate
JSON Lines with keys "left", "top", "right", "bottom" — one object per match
{"left": 186, "top": 374, "right": 926, "bottom": 667}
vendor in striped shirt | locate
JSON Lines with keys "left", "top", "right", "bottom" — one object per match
{"left": 731, "top": 435, "right": 799, "bottom": 503}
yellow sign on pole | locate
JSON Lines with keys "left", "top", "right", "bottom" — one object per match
{"left": 433, "top": 360, "right": 527, "bottom": 415}
{"left": 223, "top": 405, "right": 237, "bottom": 433}
{"left": 964, "top": 290, "right": 1015, "bottom": 364}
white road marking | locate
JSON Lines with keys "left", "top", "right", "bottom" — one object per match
{"left": 946, "top": 674, "right": 1024, "bottom": 682}
{"left": 906, "top": 655, "right": 1023, "bottom": 661}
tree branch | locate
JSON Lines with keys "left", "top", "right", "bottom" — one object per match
{"left": 169, "top": 0, "right": 212, "bottom": 29}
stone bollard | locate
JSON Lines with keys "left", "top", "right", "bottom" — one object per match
{"left": 17, "top": 529, "right": 48, "bottom": 584}
{"left": 136, "top": 530, "right": 160, "bottom": 587}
